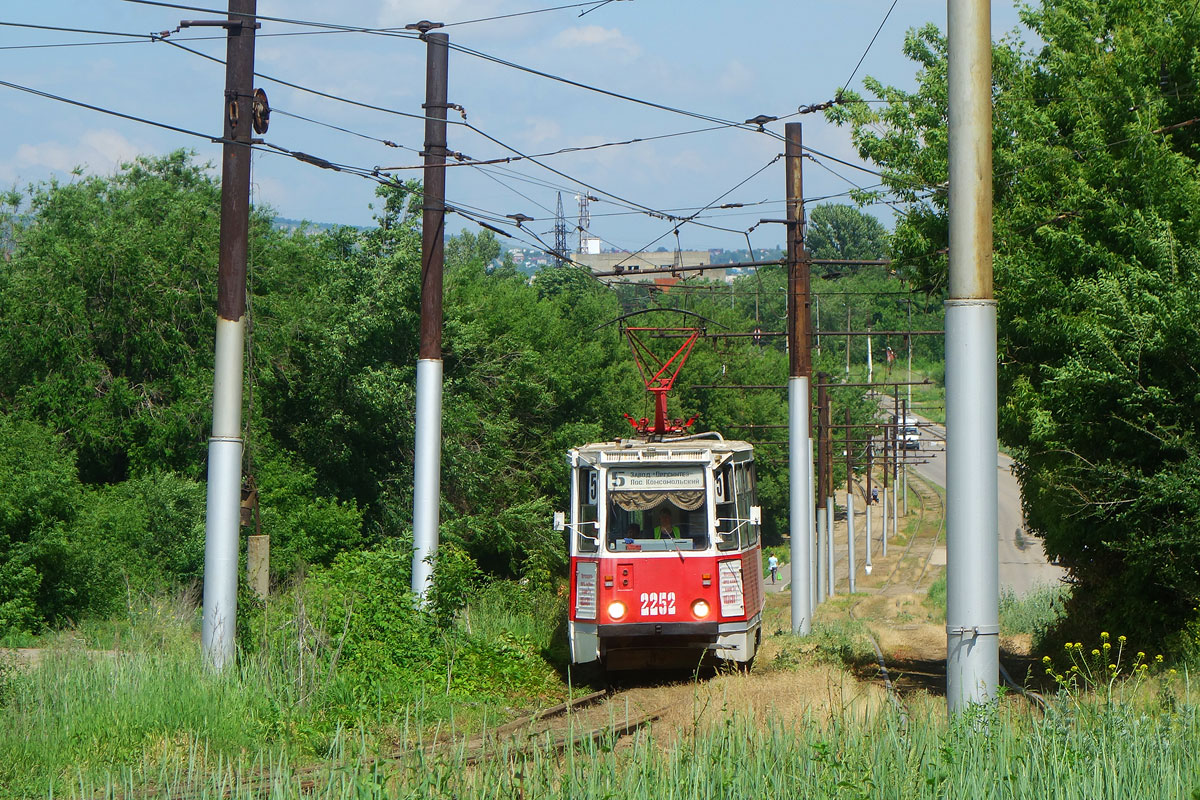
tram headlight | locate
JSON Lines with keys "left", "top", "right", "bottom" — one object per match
{"left": 607, "top": 600, "right": 627, "bottom": 620}
{"left": 691, "top": 599, "right": 710, "bottom": 619}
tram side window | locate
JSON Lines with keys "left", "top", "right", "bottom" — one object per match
{"left": 735, "top": 463, "right": 757, "bottom": 546}
{"left": 715, "top": 464, "right": 738, "bottom": 551}
{"left": 577, "top": 469, "right": 599, "bottom": 553}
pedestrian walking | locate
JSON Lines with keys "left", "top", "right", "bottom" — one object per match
{"left": 767, "top": 554, "right": 779, "bottom": 584}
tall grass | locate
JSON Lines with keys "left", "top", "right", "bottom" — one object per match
{"left": 0, "top": 570, "right": 568, "bottom": 799}
{"left": 51, "top": 690, "right": 1200, "bottom": 799}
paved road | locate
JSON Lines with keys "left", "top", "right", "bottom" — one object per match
{"left": 764, "top": 420, "right": 1066, "bottom": 598}
{"left": 910, "top": 422, "right": 1065, "bottom": 596}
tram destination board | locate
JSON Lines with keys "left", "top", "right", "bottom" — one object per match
{"left": 607, "top": 467, "right": 704, "bottom": 491}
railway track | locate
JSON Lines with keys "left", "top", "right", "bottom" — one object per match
{"left": 142, "top": 688, "right": 665, "bottom": 799}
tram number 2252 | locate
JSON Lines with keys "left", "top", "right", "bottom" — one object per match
{"left": 639, "top": 591, "right": 676, "bottom": 616}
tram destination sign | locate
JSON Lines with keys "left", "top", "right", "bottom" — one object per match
{"left": 608, "top": 467, "right": 704, "bottom": 491}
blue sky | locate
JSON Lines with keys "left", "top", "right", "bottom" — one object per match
{"left": 1, "top": 1, "right": 1026, "bottom": 253}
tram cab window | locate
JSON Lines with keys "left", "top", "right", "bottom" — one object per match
{"left": 576, "top": 468, "right": 599, "bottom": 554}
{"left": 715, "top": 464, "right": 739, "bottom": 551}
{"left": 606, "top": 503, "right": 706, "bottom": 552}
{"left": 605, "top": 467, "right": 708, "bottom": 551}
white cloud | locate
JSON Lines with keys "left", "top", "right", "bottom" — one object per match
{"left": 12, "top": 129, "right": 141, "bottom": 176}
{"left": 518, "top": 117, "right": 563, "bottom": 147}
{"left": 716, "top": 60, "right": 754, "bottom": 95}
{"left": 551, "top": 25, "right": 640, "bottom": 59}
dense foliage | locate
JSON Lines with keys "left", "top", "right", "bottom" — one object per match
{"left": 831, "top": 0, "right": 1200, "bottom": 642}
{"left": 1, "top": 154, "right": 919, "bottom": 633}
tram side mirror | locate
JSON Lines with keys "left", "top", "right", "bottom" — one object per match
{"left": 553, "top": 511, "right": 566, "bottom": 531}
{"left": 749, "top": 506, "right": 762, "bottom": 526}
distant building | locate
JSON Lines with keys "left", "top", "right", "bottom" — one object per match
{"left": 572, "top": 249, "right": 729, "bottom": 284}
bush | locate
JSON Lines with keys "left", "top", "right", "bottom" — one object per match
{"left": 254, "top": 547, "right": 558, "bottom": 713}
{"left": 0, "top": 416, "right": 82, "bottom": 634}
{"left": 253, "top": 441, "right": 364, "bottom": 575}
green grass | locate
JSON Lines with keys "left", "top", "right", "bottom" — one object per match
{"left": 1000, "top": 583, "right": 1071, "bottom": 644}
{"left": 0, "top": 571, "right": 571, "bottom": 800}
{"left": 43, "top": 688, "right": 1200, "bottom": 799}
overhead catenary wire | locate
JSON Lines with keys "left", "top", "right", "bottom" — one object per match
{"left": 838, "top": 0, "right": 900, "bottom": 95}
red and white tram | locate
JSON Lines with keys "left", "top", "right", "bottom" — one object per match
{"left": 558, "top": 323, "right": 765, "bottom": 672}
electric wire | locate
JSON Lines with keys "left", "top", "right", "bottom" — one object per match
{"left": 603, "top": 154, "right": 783, "bottom": 271}
{"left": 117, "top": 0, "right": 615, "bottom": 35}
{"left": 442, "top": 2, "right": 611, "bottom": 27}
{"left": 376, "top": 122, "right": 744, "bottom": 170}
{"left": 158, "top": 37, "right": 457, "bottom": 126}
{"left": 839, "top": 0, "right": 900, "bottom": 94}
{"left": 447, "top": 40, "right": 782, "bottom": 135}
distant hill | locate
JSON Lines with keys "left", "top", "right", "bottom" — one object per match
{"left": 272, "top": 217, "right": 368, "bottom": 233}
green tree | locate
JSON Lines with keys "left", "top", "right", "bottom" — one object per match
{"left": 830, "top": 0, "right": 1200, "bottom": 642}
{"left": 807, "top": 203, "right": 888, "bottom": 263}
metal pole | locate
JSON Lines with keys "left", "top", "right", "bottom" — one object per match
{"left": 785, "top": 122, "right": 813, "bottom": 635}
{"left": 815, "top": 372, "right": 828, "bottom": 602}
{"left": 845, "top": 408, "right": 855, "bottom": 593}
{"left": 892, "top": 388, "right": 901, "bottom": 541}
{"left": 412, "top": 29, "right": 449, "bottom": 599}
{"left": 814, "top": 294, "right": 821, "bottom": 356}
{"left": 866, "top": 326, "right": 873, "bottom": 384}
{"left": 845, "top": 305, "right": 851, "bottom": 376}
{"left": 808, "top": 436, "right": 818, "bottom": 612}
{"left": 864, "top": 444, "right": 873, "bottom": 575}
{"left": 945, "top": 0, "right": 998, "bottom": 713}
{"left": 906, "top": 301, "right": 913, "bottom": 516}
{"left": 826, "top": 496, "right": 835, "bottom": 597}
{"left": 202, "top": 0, "right": 256, "bottom": 672}
{"left": 902, "top": 398, "right": 910, "bottom": 515}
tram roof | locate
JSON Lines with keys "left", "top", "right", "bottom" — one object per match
{"left": 571, "top": 435, "right": 754, "bottom": 465}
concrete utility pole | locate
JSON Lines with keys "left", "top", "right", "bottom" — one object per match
{"left": 411, "top": 26, "right": 449, "bottom": 599}
{"left": 786, "top": 122, "right": 813, "bottom": 635}
{"left": 945, "top": 0, "right": 999, "bottom": 713}
{"left": 202, "top": 0, "right": 257, "bottom": 671}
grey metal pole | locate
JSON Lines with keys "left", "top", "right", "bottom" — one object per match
{"left": 892, "top": 461, "right": 899, "bottom": 540}
{"left": 202, "top": 0, "right": 256, "bottom": 672}
{"left": 882, "top": 486, "right": 889, "bottom": 552}
{"left": 845, "top": 305, "right": 851, "bottom": 376}
{"left": 945, "top": 0, "right": 999, "bottom": 713}
{"left": 808, "top": 436, "right": 818, "bottom": 612}
{"left": 845, "top": 409, "right": 855, "bottom": 593}
{"left": 814, "top": 294, "right": 821, "bottom": 357}
{"left": 826, "top": 496, "right": 835, "bottom": 598}
{"left": 902, "top": 398, "right": 910, "bottom": 516}
{"left": 412, "top": 29, "right": 449, "bottom": 599}
{"left": 906, "top": 303, "right": 913, "bottom": 516}
{"left": 785, "top": 122, "right": 813, "bottom": 635}
{"left": 815, "top": 373, "right": 829, "bottom": 604}
{"left": 864, "top": 477, "right": 873, "bottom": 575}
{"left": 866, "top": 326, "right": 873, "bottom": 384}
{"left": 816, "top": 504, "right": 828, "bottom": 601}
{"left": 846, "top": 491, "right": 856, "bottom": 593}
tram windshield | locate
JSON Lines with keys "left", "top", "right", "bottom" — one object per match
{"left": 605, "top": 467, "right": 708, "bottom": 552}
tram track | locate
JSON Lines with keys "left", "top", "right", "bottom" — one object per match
{"left": 147, "top": 688, "right": 666, "bottom": 799}
{"left": 846, "top": 469, "right": 945, "bottom": 720}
